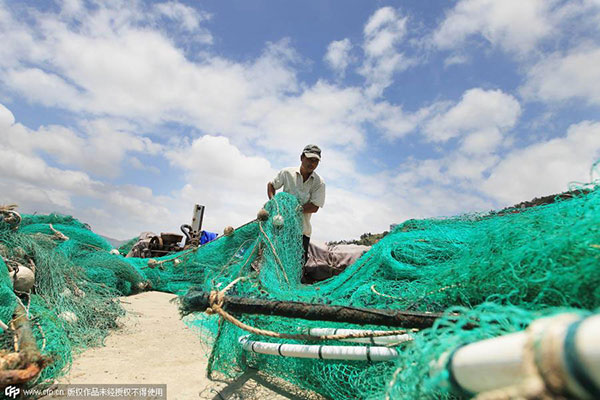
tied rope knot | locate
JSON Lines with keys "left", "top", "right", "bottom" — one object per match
{"left": 206, "top": 290, "right": 226, "bottom": 315}
{"left": 206, "top": 277, "right": 246, "bottom": 315}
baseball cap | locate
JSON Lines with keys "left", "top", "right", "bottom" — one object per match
{"left": 302, "top": 144, "right": 322, "bottom": 160}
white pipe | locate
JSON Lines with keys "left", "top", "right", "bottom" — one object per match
{"left": 440, "top": 313, "right": 600, "bottom": 399}
{"left": 307, "top": 328, "right": 413, "bottom": 345}
{"left": 569, "top": 315, "right": 600, "bottom": 398}
{"left": 239, "top": 336, "right": 399, "bottom": 361}
{"left": 449, "top": 330, "right": 529, "bottom": 392}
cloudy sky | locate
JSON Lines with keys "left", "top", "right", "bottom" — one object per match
{"left": 1, "top": 0, "right": 600, "bottom": 242}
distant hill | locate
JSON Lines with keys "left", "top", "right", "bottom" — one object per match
{"left": 99, "top": 234, "right": 129, "bottom": 249}
{"left": 327, "top": 231, "right": 389, "bottom": 246}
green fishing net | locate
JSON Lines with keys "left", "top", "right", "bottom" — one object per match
{"left": 0, "top": 184, "right": 598, "bottom": 399}
{"left": 0, "top": 257, "right": 16, "bottom": 330}
{"left": 180, "top": 189, "right": 600, "bottom": 399}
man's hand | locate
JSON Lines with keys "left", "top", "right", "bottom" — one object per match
{"left": 267, "top": 182, "right": 276, "bottom": 199}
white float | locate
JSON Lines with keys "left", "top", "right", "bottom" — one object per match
{"left": 239, "top": 335, "right": 399, "bottom": 362}
{"left": 10, "top": 266, "right": 35, "bottom": 292}
{"left": 272, "top": 214, "right": 284, "bottom": 228}
{"left": 59, "top": 311, "right": 79, "bottom": 324}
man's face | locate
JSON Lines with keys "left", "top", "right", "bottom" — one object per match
{"left": 301, "top": 154, "right": 320, "bottom": 173}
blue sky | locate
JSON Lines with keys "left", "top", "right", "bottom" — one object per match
{"left": 1, "top": 0, "right": 600, "bottom": 241}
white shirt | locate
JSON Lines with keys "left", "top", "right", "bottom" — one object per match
{"left": 270, "top": 167, "right": 326, "bottom": 237}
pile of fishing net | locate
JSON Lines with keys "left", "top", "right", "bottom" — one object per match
{"left": 0, "top": 213, "right": 126, "bottom": 385}
{"left": 178, "top": 188, "right": 600, "bottom": 399}
{"left": 0, "top": 195, "right": 302, "bottom": 387}
{"left": 1, "top": 183, "right": 599, "bottom": 399}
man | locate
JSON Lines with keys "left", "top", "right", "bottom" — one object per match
{"left": 267, "top": 144, "right": 326, "bottom": 266}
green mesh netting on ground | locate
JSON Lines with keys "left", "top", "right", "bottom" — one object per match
{"left": 1, "top": 185, "right": 599, "bottom": 398}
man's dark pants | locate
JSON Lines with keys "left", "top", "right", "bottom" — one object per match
{"left": 301, "top": 235, "right": 311, "bottom": 283}
{"left": 302, "top": 235, "right": 310, "bottom": 264}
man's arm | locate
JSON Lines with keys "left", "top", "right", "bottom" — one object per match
{"left": 267, "top": 182, "right": 276, "bottom": 199}
{"left": 302, "top": 202, "right": 319, "bottom": 214}
{"left": 304, "top": 181, "right": 325, "bottom": 214}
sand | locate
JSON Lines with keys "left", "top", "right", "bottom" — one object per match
{"left": 50, "top": 291, "right": 322, "bottom": 400}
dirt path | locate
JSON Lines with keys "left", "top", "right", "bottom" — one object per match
{"left": 51, "top": 291, "right": 322, "bottom": 400}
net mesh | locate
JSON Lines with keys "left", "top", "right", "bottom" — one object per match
{"left": 0, "top": 185, "right": 598, "bottom": 398}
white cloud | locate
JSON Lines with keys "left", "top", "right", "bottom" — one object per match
{"left": 0, "top": 2, "right": 217, "bottom": 120}
{"left": 460, "top": 128, "right": 504, "bottom": 154}
{"left": 167, "top": 135, "right": 273, "bottom": 189}
{"left": 481, "top": 121, "right": 600, "bottom": 204}
{"left": 165, "top": 135, "right": 276, "bottom": 230}
{"left": 129, "top": 157, "right": 160, "bottom": 175}
{"left": 363, "top": 7, "right": 406, "bottom": 50}
{"left": 243, "top": 39, "right": 301, "bottom": 96}
{"left": 60, "top": 0, "right": 85, "bottom": 17}
{"left": 548, "top": 0, "right": 600, "bottom": 34}
{"left": 77, "top": 119, "right": 163, "bottom": 178}
{"left": 521, "top": 45, "right": 600, "bottom": 106}
{"left": 152, "top": 1, "right": 212, "bottom": 38}
{"left": 0, "top": 5, "right": 46, "bottom": 69}
{"left": 243, "top": 82, "right": 371, "bottom": 156}
{"left": 365, "top": 119, "right": 600, "bottom": 229}
{"left": 384, "top": 159, "right": 495, "bottom": 222}
{"left": 5, "top": 68, "right": 83, "bottom": 109}
{"left": 0, "top": 103, "right": 15, "bottom": 127}
{"left": 423, "top": 88, "right": 521, "bottom": 155}
{"left": 370, "top": 101, "right": 428, "bottom": 140}
{"left": 433, "top": 0, "right": 552, "bottom": 54}
{"left": 368, "top": 122, "right": 600, "bottom": 227}
{"left": 26, "top": 125, "right": 87, "bottom": 166}
{"left": 444, "top": 54, "right": 469, "bottom": 67}
{"left": 0, "top": 2, "right": 426, "bottom": 161}
{"left": 0, "top": 108, "right": 161, "bottom": 179}
{"left": 367, "top": 88, "right": 523, "bottom": 198}
{"left": 0, "top": 102, "right": 176, "bottom": 238}
{"left": 359, "top": 7, "right": 411, "bottom": 98}
{"left": 0, "top": 180, "right": 75, "bottom": 210}
{"left": 312, "top": 187, "right": 396, "bottom": 240}
{"left": 324, "top": 38, "right": 352, "bottom": 76}
{"left": 446, "top": 153, "right": 499, "bottom": 181}
{"left": 317, "top": 148, "right": 359, "bottom": 184}
{"left": 0, "top": 146, "right": 96, "bottom": 196}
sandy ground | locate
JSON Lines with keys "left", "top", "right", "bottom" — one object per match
{"left": 47, "top": 291, "right": 323, "bottom": 400}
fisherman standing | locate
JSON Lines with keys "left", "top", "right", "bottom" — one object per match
{"left": 267, "top": 145, "right": 326, "bottom": 269}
